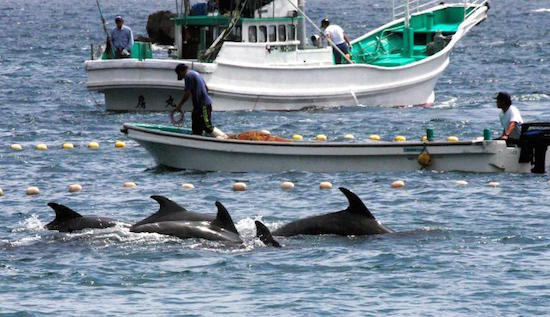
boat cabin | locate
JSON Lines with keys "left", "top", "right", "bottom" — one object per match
{"left": 173, "top": 0, "right": 304, "bottom": 61}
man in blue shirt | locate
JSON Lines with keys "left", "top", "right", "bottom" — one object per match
{"left": 110, "top": 15, "right": 133, "bottom": 58}
{"left": 174, "top": 64, "right": 214, "bottom": 135}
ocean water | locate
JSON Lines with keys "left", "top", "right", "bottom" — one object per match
{"left": 1, "top": 0, "right": 550, "bottom": 315}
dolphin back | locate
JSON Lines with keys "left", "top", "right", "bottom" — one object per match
{"left": 133, "top": 196, "right": 215, "bottom": 228}
{"left": 48, "top": 202, "right": 83, "bottom": 221}
{"left": 211, "top": 201, "right": 239, "bottom": 235}
{"left": 339, "top": 187, "right": 375, "bottom": 218}
{"left": 255, "top": 221, "right": 281, "bottom": 247}
{"left": 271, "top": 187, "right": 393, "bottom": 237}
{"left": 46, "top": 202, "right": 117, "bottom": 232}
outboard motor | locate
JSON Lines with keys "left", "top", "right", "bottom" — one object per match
{"left": 518, "top": 122, "right": 550, "bottom": 173}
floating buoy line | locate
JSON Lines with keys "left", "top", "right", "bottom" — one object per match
{"left": 7, "top": 140, "right": 130, "bottom": 152}
{"left": 0, "top": 177, "right": 539, "bottom": 198}
{"left": 0, "top": 129, "right": 521, "bottom": 197}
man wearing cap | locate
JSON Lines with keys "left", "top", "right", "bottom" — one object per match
{"left": 321, "top": 18, "right": 352, "bottom": 64}
{"left": 174, "top": 64, "right": 215, "bottom": 136}
{"left": 496, "top": 92, "right": 523, "bottom": 145}
{"left": 110, "top": 15, "right": 134, "bottom": 58}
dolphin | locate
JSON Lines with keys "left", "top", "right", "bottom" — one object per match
{"left": 45, "top": 203, "right": 118, "bottom": 233}
{"left": 132, "top": 195, "right": 215, "bottom": 228}
{"left": 130, "top": 201, "right": 242, "bottom": 243}
{"left": 255, "top": 187, "right": 393, "bottom": 247}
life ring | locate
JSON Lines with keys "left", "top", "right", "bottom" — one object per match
{"left": 170, "top": 108, "right": 185, "bottom": 126}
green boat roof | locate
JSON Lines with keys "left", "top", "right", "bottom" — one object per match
{"left": 174, "top": 15, "right": 232, "bottom": 26}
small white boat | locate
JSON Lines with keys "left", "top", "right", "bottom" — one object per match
{"left": 86, "top": 0, "right": 489, "bottom": 111}
{"left": 121, "top": 123, "right": 550, "bottom": 173}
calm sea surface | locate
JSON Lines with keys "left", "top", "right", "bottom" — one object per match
{"left": 1, "top": 0, "right": 549, "bottom": 315}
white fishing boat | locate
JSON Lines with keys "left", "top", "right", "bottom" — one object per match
{"left": 121, "top": 123, "right": 550, "bottom": 173}
{"left": 86, "top": 0, "right": 489, "bottom": 111}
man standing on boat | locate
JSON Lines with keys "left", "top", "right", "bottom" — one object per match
{"left": 496, "top": 92, "right": 523, "bottom": 145}
{"left": 320, "top": 18, "right": 352, "bottom": 64}
{"left": 174, "top": 64, "right": 226, "bottom": 138}
{"left": 110, "top": 15, "right": 133, "bottom": 58}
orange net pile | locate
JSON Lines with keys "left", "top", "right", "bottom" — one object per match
{"left": 233, "top": 130, "right": 291, "bottom": 142}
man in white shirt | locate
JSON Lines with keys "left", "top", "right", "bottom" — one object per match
{"left": 321, "top": 18, "right": 352, "bottom": 64}
{"left": 496, "top": 91, "right": 523, "bottom": 145}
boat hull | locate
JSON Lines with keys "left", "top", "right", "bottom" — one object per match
{"left": 123, "top": 124, "right": 542, "bottom": 173}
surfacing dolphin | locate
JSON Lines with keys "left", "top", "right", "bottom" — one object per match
{"left": 46, "top": 203, "right": 118, "bottom": 233}
{"left": 255, "top": 187, "right": 393, "bottom": 247}
{"left": 132, "top": 195, "right": 215, "bottom": 228}
{"left": 130, "top": 201, "right": 242, "bottom": 243}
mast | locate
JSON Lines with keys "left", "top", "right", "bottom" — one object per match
{"left": 402, "top": 0, "right": 414, "bottom": 57}
{"left": 297, "top": 0, "right": 307, "bottom": 49}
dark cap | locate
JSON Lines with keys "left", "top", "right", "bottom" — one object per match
{"left": 321, "top": 18, "right": 329, "bottom": 28}
{"left": 175, "top": 64, "right": 188, "bottom": 80}
{"left": 115, "top": 15, "right": 123, "bottom": 21}
{"left": 495, "top": 91, "right": 512, "bottom": 105}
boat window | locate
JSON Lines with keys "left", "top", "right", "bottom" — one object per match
{"left": 258, "top": 26, "right": 267, "bottom": 42}
{"left": 248, "top": 26, "right": 257, "bottom": 42}
{"left": 278, "top": 25, "right": 286, "bottom": 42}
{"left": 268, "top": 25, "right": 276, "bottom": 42}
{"left": 287, "top": 24, "right": 296, "bottom": 41}
{"left": 234, "top": 26, "right": 242, "bottom": 42}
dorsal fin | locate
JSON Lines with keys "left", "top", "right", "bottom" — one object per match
{"left": 211, "top": 201, "right": 239, "bottom": 235}
{"left": 255, "top": 221, "right": 281, "bottom": 248}
{"left": 339, "top": 187, "right": 375, "bottom": 219}
{"left": 47, "top": 202, "right": 82, "bottom": 221}
{"left": 150, "top": 195, "right": 188, "bottom": 215}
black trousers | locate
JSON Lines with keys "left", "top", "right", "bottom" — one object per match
{"left": 191, "top": 104, "right": 213, "bottom": 135}
{"left": 332, "top": 43, "right": 349, "bottom": 64}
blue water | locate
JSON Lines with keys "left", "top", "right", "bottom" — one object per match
{"left": 1, "top": 0, "right": 550, "bottom": 315}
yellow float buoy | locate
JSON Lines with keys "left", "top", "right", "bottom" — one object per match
{"left": 35, "top": 144, "right": 48, "bottom": 150}
{"left": 232, "top": 182, "right": 247, "bottom": 191}
{"left": 319, "top": 181, "right": 333, "bottom": 190}
{"left": 417, "top": 149, "right": 431, "bottom": 167}
{"left": 0, "top": 187, "right": 3, "bottom": 197}
{"left": 115, "top": 140, "right": 126, "bottom": 148}
{"left": 123, "top": 181, "right": 137, "bottom": 188}
{"left": 369, "top": 134, "right": 381, "bottom": 141}
{"left": 281, "top": 181, "right": 295, "bottom": 190}
{"left": 391, "top": 180, "right": 405, "bottom": 188}
{"left": 487, "top": 181, "right": 500, "bottom": 187}
{"left": 10, "top": 144, "right": 23, "bottom": 151}
{"left": 182, "top": 183, "right": 195, "bottom": 189}
{"left": 88, "top": 142, "right": 100, "bottom": 149}
{"left": 315, "top": 134, "right": 327, "bottom": 141}
{"left": 26, "top": 186, "right": 40, "bottom": 195}
{"left": 62, "top": 143, "right": 74, "bottom": 149}
{"left": 292, "top": 134, "right": 303, "bottom": 141}
{"left": 344, "top": 134, "right": 355, "bottom": 139}
{"left": 68, "top": 184, "right": 82, "bottom": 193}
{"left": 447, "top": 136, "right": 459, "bottom": 142}
{"left": 394, "top": 135, "right": 406, "bottom": 142}
{"left": 456, "top": 180, "right": 468, "bottom": 186}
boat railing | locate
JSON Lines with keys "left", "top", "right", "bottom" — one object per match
{"left": 392, "top": 0, "right": 486, "bottom": 20}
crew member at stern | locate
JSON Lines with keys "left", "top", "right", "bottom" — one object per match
{"left": 495, "top": 91, "right": 523, "bottom": 146}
